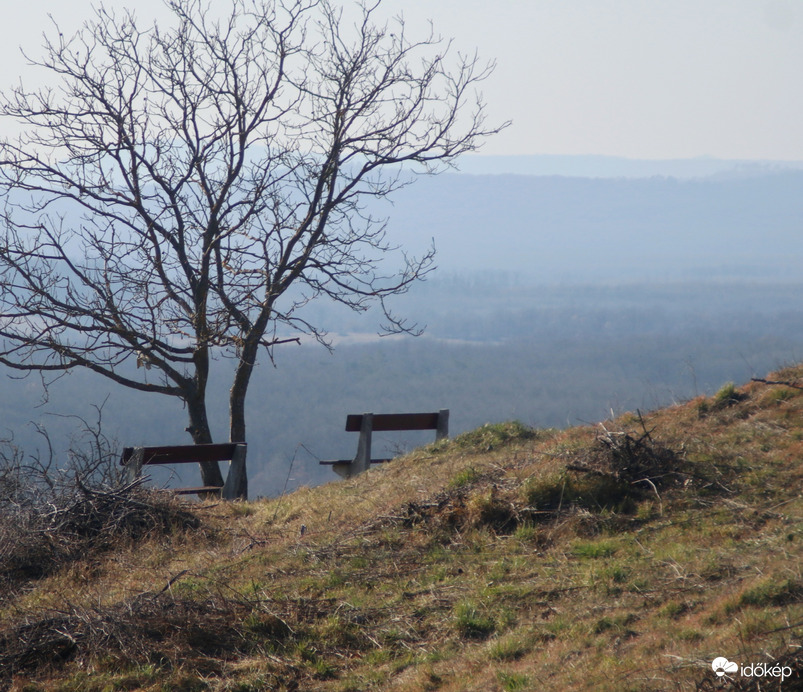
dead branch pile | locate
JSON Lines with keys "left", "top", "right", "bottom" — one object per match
{"left": 568, "top": 419, "right": 684, "bottom": 490}
{"left": 379, "top": 481, "right": 524, "bottom": 537}
{"left": 0, "top": 590, "right": 291, "bottom": 683}
{"left": 0, "top": 481, "right": 200, "bottom": 587}
{"left": 44, "top": 480, "right": 200, "bottom": 549}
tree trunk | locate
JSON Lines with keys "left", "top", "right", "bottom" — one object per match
{"left": 227, "top": 383, "right": 249, "bottom": 499}
{"left": 186, "top": 392, "right": 225, "bottom": 489}
{"left": 227, "top": 343, "right": 256, "bottom": 500}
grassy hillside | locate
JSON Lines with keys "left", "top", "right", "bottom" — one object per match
{"left": 2, "top": 366, "right": 803, "bottom": 691}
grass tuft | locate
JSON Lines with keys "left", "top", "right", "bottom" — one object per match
{"left": 449, "top": 421, "right": 540, "bottom": 453}
{"left": 454, "top": 601, "right": 496, "bottom": 639}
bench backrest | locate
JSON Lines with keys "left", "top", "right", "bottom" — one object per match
{"left": 120, "top": 443, "right": 241, "bottom": 466}
{"left": 345, "top": 412, "right": 443, "bottom": 432}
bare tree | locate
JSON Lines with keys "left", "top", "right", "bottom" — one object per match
{"left": 0, "top": 0, "right": 504, "bottom": 498}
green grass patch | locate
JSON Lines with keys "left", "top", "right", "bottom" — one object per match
{"left": 572, "top": 540, "right": 618, "bottom": 559}
{"left": 449, "top": 465, "right": 482, "bottom": 489}
{"left": 766, "top": 387, "right": 797, "bottom": 404}
{"left": 454, "top": 601, "right": 496, "bottom": 640}
{"left": 497, "top": 670, "right": 531, "bottom": 691}
{"left": 592, "top": 613, "right": 637, "bottom": 636}
{"left": 739, "top": 578, "right": 803, "bottom": 609}
{"left": 451, "top": 421, "right": 539, "bottom": 453}
{"left": 488, "top": 634, "right": 531, "bottom": 661}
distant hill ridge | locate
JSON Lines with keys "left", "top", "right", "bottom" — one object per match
{"left": 383, "top": 166, "right": 803, "bottom": 281}
{"left": 457, "top": 153, "right": 803, "bottom": 180}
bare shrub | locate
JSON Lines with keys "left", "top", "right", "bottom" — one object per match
{"left": 0, "top": 403, "right": 122, "bottom": 510}
{"left": 0, "top": 439, "right": 26, "bottom": 506}
{"left": 0, "top": 481, "right": 200, "bottom": 592}
{"left": 0, "top": 407, "right": 200, "bottom": 594}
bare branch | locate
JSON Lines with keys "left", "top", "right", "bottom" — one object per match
{"left": 0, "top": 0, "right": 506, "bottom": 497}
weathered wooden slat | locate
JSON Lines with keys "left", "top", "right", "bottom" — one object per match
{"left": 345, "top": 412, "right": 440, "bottom": 432}
{"left": 172, "top": 486, "right": 223, "bottom": 496}
{"left": 319, "top": 458, "right": 392, "bottom": 465}
{"left": 120, "top": 443, "right": 240, "bottom": 466}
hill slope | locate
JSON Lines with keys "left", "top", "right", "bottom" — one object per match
{"left": 2, "top": 367, "right": 803, "bottom": 691}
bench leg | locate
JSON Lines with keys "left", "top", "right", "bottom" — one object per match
{"left": 354, "top": 412, "right": 373, "bottom": 475}
{"left": 222, "top": 444, "right": 248, "bottom": 500}
{"left": 334, "top": 413, "right": 373, "bottom": 479}
{"left": 125, "top": 447, "right": 145, "bottom": 484}
{"left": 436, "top": 409, "right": 449, "bottom": 441}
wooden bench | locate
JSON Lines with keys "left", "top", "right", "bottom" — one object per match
{"left": 120, "top": 443, "right": 246, "bottom": 498}
{"left": 320, "top": 410, "right": 449, "bottom": 479}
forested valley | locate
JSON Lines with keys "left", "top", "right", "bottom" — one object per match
{"left": 3, "top": 274, "right": 802, "bottom": 497}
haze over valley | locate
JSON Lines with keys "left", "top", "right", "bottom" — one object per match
{"left": 2, "top": 156, "right": 802, "bottom": 497}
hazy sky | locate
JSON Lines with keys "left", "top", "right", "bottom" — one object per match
{"left": 1, "top": 0, "right": 801, "bottom": 161}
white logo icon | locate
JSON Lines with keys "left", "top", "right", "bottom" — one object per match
{"left": 712, "top": 657, "right": 739, "bottom": 677}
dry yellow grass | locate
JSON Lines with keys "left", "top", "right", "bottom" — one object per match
{"left": 2, "top": 368, "right": 803, "bottom": 690}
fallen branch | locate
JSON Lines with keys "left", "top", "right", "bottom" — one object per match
{"left": 751, "top": 377, "right": 803, "bottom": 390}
